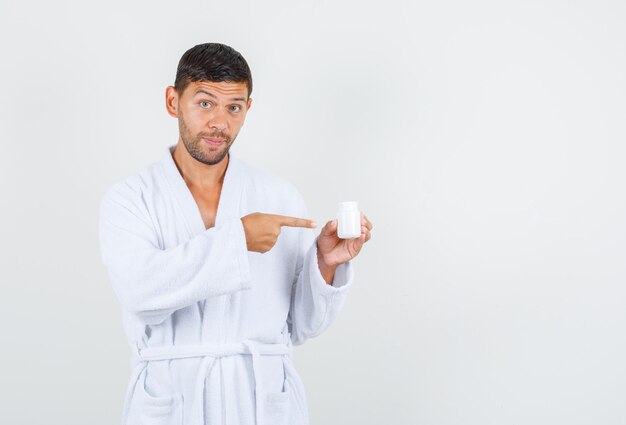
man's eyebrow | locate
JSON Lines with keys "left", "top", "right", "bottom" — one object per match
{"left": 193, "top": 89, "right": 246, "bottom": 102}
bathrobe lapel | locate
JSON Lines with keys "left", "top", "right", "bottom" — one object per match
{"left": 161, "top": 145, "right": 244, "bottom": 236}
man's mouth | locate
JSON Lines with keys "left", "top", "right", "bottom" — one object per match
{"left": 202, "top": 137, "right": 226, "bottom": 147}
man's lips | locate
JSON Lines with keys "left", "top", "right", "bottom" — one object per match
{"left": 202, "top": 137, "right": 226, "bottom": 146}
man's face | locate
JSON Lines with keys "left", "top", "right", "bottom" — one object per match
{"left": 171, "top": 80, "right": 251, "bottom": 165}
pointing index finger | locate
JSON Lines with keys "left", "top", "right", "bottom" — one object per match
{"left": 272, "top": 214, "right": 317, "bottom": 228}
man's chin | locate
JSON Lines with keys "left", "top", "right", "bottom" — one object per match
{"left": 194, "top": 145, "right": 230, "bottom": 165}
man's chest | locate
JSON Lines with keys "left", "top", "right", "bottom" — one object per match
{"left": 189, "top": 186, "right": 221, "bottom": 230}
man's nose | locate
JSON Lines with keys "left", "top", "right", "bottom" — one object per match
{"left": 208, "top": 108, "right": 228, "bottom": 131}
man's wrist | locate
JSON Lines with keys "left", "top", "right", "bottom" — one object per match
{"left": 316, "top": 246, "right": 337, "bottom": 285}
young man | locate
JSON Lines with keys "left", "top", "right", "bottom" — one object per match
{"left": 99, "top": 42, "right": 372, "bottom": 425}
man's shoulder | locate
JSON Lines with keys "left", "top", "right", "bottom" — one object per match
{"left": 100, "top": 157, "right": 163, "bottom": 210}
{"left": 235, "top": 155, "right": 302, "bottom": 199}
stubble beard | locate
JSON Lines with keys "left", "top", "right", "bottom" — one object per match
{"left": 178, "top": 109, "right": 235, "bottom": 166}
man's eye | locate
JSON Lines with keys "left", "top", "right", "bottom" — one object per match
{"left": 230, "top": 105, "right": 241, "bottom": 112}
{"left": 200, "top": 101, "right": 211, "bottom": 108}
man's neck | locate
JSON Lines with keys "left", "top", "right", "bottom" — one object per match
{"left": 172, "top": 140, "right": 229, "bottom": 191}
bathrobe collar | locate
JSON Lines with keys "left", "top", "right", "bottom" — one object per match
{"left": 160, "top": 144, "right": 244, "bottom": 235}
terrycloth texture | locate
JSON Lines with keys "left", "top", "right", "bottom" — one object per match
{"left": 98, "top": 145, "right": 354, "bottom": 425}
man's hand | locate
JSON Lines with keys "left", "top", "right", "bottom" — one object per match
{"left": 317, "top": 212, "right": 373, "bottom": 269}
{"left": 241, "top": 212, "right": 317, "bottom": 253}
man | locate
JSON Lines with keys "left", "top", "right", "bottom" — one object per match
{"left": 99, "top": 42, "right": 372, "bottom": 425}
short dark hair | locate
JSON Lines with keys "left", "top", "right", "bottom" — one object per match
{"left": 174, "top": 43, "right": 253, "bottom": 99}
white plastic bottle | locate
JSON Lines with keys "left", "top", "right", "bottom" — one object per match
{"left": 337, "top": 201, "right": 361, "bottom": 239}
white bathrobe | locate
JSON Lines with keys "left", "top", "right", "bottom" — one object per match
{"left": 98, "top": 145, "right": 354, "bottom": 425}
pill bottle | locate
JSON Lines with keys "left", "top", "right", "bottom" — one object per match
{"left": 337, "top": 201, "right": 361, "bottom": 239}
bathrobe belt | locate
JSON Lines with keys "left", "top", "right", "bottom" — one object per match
{"left": 122, "top": 339, "right": 293, "bottom": 425}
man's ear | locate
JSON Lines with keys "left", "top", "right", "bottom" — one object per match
{"left": 165, "top": 86, "right": 179, "bottom": 118}
{"left": 247, "top": 97, "right": 252, "bottom": 111}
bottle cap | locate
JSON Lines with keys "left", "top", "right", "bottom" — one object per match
{"left": 338, "top": 201, "right": 359, "bottom": 212}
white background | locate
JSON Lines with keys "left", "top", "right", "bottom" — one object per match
{"left": 1, "top": 0, "right": 625, "bottom": 424}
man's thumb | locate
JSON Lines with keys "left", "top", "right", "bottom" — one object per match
{"left": 321, "top": 219, "right": 338, "bottom": 236}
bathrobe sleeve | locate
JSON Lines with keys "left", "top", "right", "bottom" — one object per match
{"left": 98, "top": 182, "right": 251, "bottom": 325}
{"left": 287, "top": 192, "right": 354, "bottom": 346}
